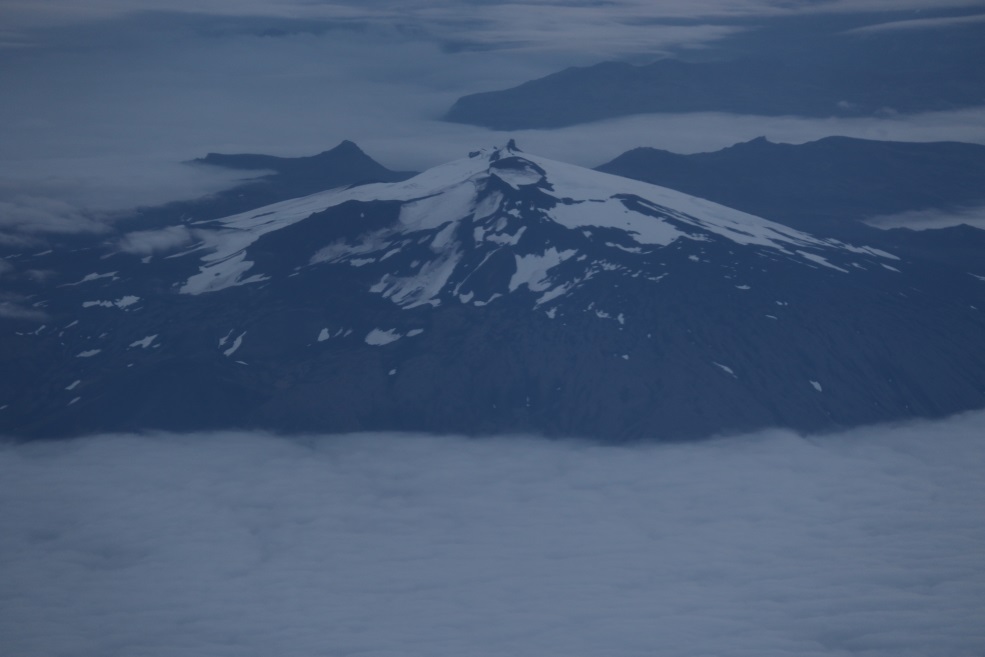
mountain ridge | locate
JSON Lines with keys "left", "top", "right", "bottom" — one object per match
{"left": 444, "top": 19, "right": 985, "bottom": 129}
{"left": 2, "top": 143, "right": 983, "bottom": 441}
{"left": 595, "top": 136, "right": 985, "bottom": 237}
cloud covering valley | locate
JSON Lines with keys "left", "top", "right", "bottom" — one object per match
{"left": 2, "top": 412, "right": 984, "bottom": 656}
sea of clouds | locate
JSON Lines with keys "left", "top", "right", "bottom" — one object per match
{"left": 2, "top": 411, "right": 984, "bottom": 657}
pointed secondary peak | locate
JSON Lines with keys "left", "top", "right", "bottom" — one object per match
{"left": 729, "top": 136, "right": 775, "bottom": 151}
{"left": 319, "top": 139, "right": 372, "bottom": 160}
{"left": 329, "top": 139, "right": 363, "bottom": 154}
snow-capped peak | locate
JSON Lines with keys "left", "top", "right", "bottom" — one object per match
{"left": 173, "top": 145, "right": 898, "bottom": 309}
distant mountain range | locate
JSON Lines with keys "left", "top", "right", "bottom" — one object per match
{"left": 445, "top": 18, "right": 985, "bottom": 129}
{"left": 599, "top": 136, "right": 985, "bottom": 224}
{"left": 2, "top": 140, "right": 983, "bottom": 440}
{"left": 595, "top": 136, "right": 985, "bottom": 268}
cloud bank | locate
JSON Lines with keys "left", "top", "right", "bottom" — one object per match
{"left": 360, "top": 105, "right": 985, "bottom": 172}
{"left": 845, "top": 12, "right": 985, "bottom": 34}
{"left": 117, "top": 225, "right": 196, "bottom": 254}
{"left": 2, "top": 412, "right": 984, "bottom": 657}
{"left": 864, "top": 203, "right": 985, "bottom": 230}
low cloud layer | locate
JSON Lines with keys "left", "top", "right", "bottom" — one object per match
{"left": 845, "top": 12, "right": 985, "bottom": 33}
{"left": 2, "top": 412, "right": 984, "bottom": 657}
{"left": 117, "top": 225, "right": 196, "bottom": 254}
{"left": 0, "top": 195, "right": 109, "bottom": 236}
{"left": 865, "top": 203, "right": 985, "bottom": 230}
{"left": 359, "top": 105, "right": 985, "bottom": 172}
{"left": 0, "top": 158, "right": 264, "bottom": 246}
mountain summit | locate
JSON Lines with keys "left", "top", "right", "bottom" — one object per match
{"left": 180, "top": 142, "right": 897, "bottom": 307}
{"left": 3, "top": 144, "right": 984, "bottom": 439}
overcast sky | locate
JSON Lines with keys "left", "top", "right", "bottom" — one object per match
{"left": 2, "top": 0, "right": 985, "bottom": 236}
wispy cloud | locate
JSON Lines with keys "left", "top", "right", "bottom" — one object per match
{"left": 864, "top": 203, "right": 985, "bottom": 230}
{"left": 117, "top": 225, "right": 196, "bottom": 254}
{"left": 0, "top": 300, "right": 47, "bottom": 321}
{"left": 846, "top": 12, "right": 985, "bottom": 33}
{"left": 0, "top": 279, "right": 48, "bottom": 320}
{"left": 0, "top": 159, "right": 261, "bottom": 244}
{"left": 6, "top": 1, "right": 985, "bottom": 35}
{"left": 2, "top": 412, "right": 985, "bottom": 656}
{"left": 355, "top": 105, "right": 985, "bottom": 171}
{"left": 0, "top": 196, "right": 108, "bottom": 236}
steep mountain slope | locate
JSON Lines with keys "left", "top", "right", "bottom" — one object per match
{"left": 2, "top": 143, "right": 984, "bottom": 440}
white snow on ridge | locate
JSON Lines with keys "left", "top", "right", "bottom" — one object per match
{"left": 177, "top": 145, "right": 898, "bottom": 303}
{"left": 82, "top": 295, "right": 140, "bottom": 310}
{"left": 713, "top": 362, "right": 737, "bottom": 378}
{"left": 510, "top": 248, "right": 577, "bottom": 293}
{"left": 490, "top": 162, "right": 544, "bottom": 189}
{"left": 181, "top": 251, "right": 269, "bottom": 295}
{"left": 365, "top": 329, "right": 402, "bottom": 346}
{"left": 223, "top": 332, "right": 246, "bottom": 357}
{"left": 129, "top": 335, "right": 158, "bottom": 349}
{"left": 550, "top": 198, "right": 680, "bottom": 246}
{"left": 796, "top": 251, "right": 850, "bottom": 274}
{"left": 369, "top": 251, "right": 461, "bottom": 309}
{"left": 318, "top": 328, "right": 351, "bottom": 342}
{"left": 363, "top": 327, "right": 423, "bottom": 346}
{"left": 522, "top": 153, "right": 850, "bottom": 256}
{"left": 62, "top": 271, "right": 118, "bottom": 286}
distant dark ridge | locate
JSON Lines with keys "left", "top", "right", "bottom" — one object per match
{"left": 195, "top": 139, "right": 412, "bottom": 186}
{"left": 596, "top": 136, "right": 985, "bottom": 239}
{"left": 445, "top": 20, "right": 985, "bottom": 129}
{"left": 123, "top": 141, "right": 416, "bottom": 232}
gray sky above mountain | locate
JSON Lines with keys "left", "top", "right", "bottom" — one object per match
{"left": 2, "top": 0, "right": 985, "bottom": 239}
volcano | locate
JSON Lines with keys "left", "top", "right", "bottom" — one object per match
{"left": 3, "top": 142, "right": 984, "bottom": 440}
